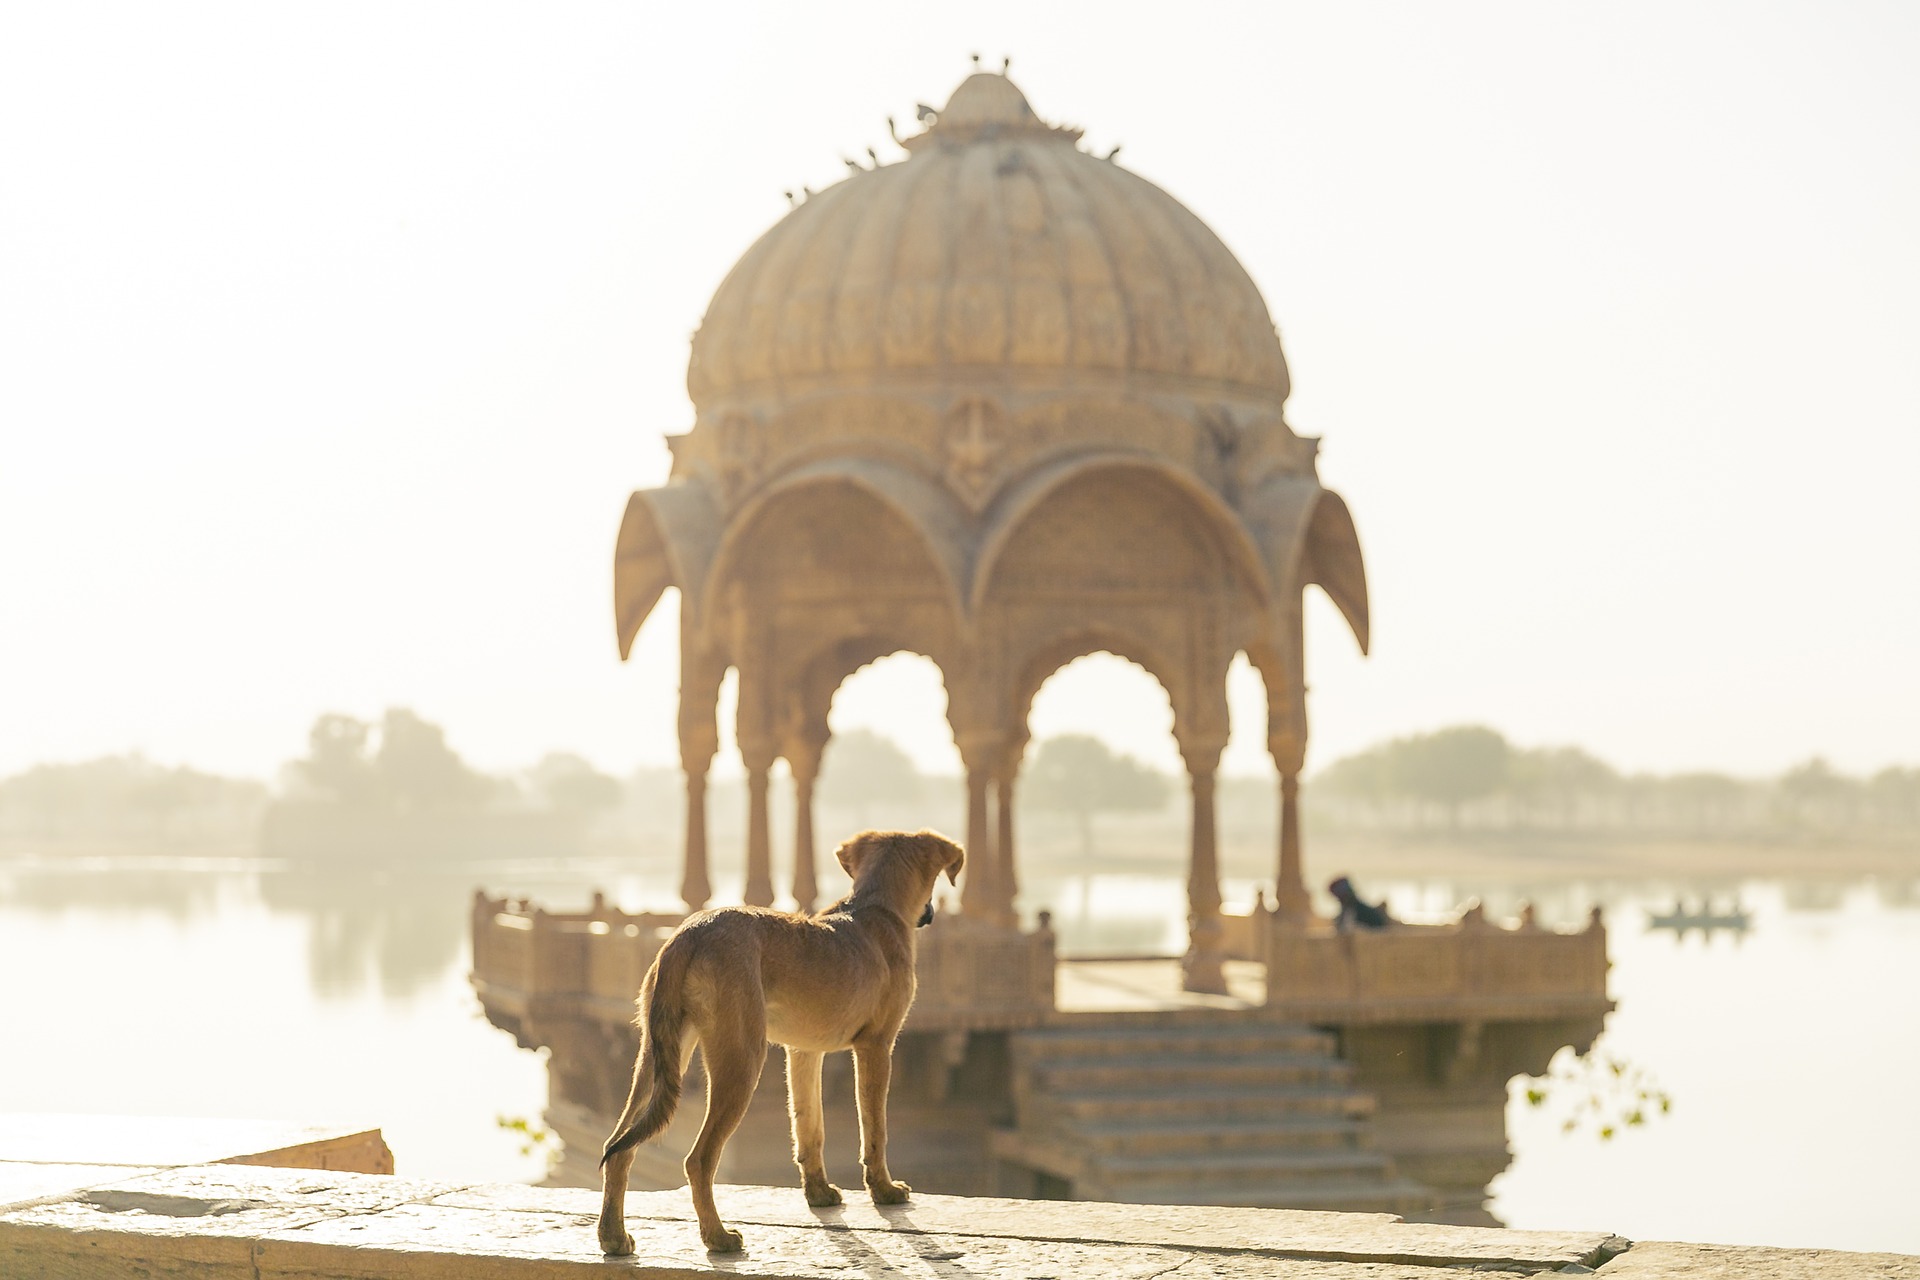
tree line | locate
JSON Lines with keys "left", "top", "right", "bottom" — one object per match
{"left": 1310, "top": 725, "right": 1920, "bottom": 835}
{"left": 6, "top": 714, "right": 1915, "bottom": 853}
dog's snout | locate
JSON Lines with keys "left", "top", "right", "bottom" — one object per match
{"left": 916, "top": 901, "right": 934, "bottom": 928}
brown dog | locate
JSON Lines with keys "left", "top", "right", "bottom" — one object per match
{"left": 597, "top": 828, "right": 965, "bottom": 1255}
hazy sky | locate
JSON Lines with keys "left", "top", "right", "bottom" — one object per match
{"left": 3, "top": 2, "right": 1916, "bottom": 782}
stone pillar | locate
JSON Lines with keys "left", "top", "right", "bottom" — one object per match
{"left": 676, "top": 642, "right": 724, "bottom": 913}
{"left": 681, "top": 768, "right": 711, "bottom": 911}
{"left": 1181, "top": 740, "right": 1229, "bottom": 995}
{"left": 1270, "top": 734, "right": 1311, "bottom": 924}
{"left": 994, "top": 772, "right": 1018, "bottom": 926}
{"left": 961, "top": 763, "right": 997, "bottom": 919}
{"left": 788, "top": 739, "right": 823, "bottom": 914}
{"left": 742, "top": 746, "right": 776, "bottom": 908}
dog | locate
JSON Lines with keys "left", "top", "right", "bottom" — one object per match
{"left": 596, "top": 828, "right": 965, "bottom": 1255}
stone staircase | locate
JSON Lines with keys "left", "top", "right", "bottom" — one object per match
{"left": 991, "top": 1016, "right": 1440, "bottom": 1215}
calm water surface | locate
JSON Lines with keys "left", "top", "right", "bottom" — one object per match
{"left": 3, "top": 854, "right": 1916, "bottom": 1253}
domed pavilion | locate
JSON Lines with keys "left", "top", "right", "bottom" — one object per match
{"left": 614, "top": 70, "right": 1369, "bottom": 992}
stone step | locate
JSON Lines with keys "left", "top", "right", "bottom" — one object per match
{"left": 1081, "top": 1149, "right": 1398, "bottom": 1190}
{"left": 1028, "top": 1052, "right": 1352, "bottom": 1093}
{"left": 1014, "top": 1024, "right": 1336, "bottom": 1062}
{"left": 1037, "top": 1084, "right": 1375, "bottom": 1126}
{"left": 1065, "top": 1115, "right": 1373, "bottom": 1158}
{"left": 1089, "top": 1175, "right": 1444, "bottom": 1216}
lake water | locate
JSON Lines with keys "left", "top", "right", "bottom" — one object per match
{"left": 3, "top": 853, "right": 1916, "bottom": 1255}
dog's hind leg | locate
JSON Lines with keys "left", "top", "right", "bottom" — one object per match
{"left": 685, "top": 1019, "right": 764, "bottom": 1252}
{"left": 852, "top": 1038, "right": 910, "bottom": 1204}
{"left": 786, "top": 1047, "right": 842, "bottom": 1207}
{"left": 597, "top": 1011, "right": 656, "bottom": 1256}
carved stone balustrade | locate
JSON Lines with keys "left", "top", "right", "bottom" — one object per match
{"left": 1263, "top": 905, "right": 1612, "bottom": 1024}
{"left": 905, "top": 909, "right": 1057, "bottom": 1032}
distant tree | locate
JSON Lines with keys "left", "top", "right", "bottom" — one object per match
{"left": 294, "top": 714, "right": 379, "bottom": 806}
{"left": 288, "top": 709, "right": 496, "bottom": 812}
{"left": 1776, "top": 757, "right": 1859, "bottom": 828}
{"left": 529, "top": 753, "right": 624, "bottom": 816}
{"left": 1023, "top": 734, "right": 1172, "bottom": 856}
{"left": 0, "top": 755, "right": 264, "bottom": 842}
{"left": 818, "top": 729, "right": 922, "bottom": 825}
{"left": 1386, "top": 726, "right": 1510, "bottom": 827}
{"left": 371, "top": 708, "right": 496, "bottom": 812}
{"left": 1508, "top": 747, "right": 1619, "bottom": 827}
{"left": 1867, "top": 767, "right": 1920, "bottom": 828}
{"left": 1316, "top": 747, "right": 1393, "bottom": 806}
{"left": 1658, "top": 771, "right": 1750, "bottom": 830}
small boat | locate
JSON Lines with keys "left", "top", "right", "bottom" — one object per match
{"left": 1647, "top": 899, "right": 1752, "bottom": 933}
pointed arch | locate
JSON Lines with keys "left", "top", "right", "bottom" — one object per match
{"left": 615, "top": 480, "right": 723, "bottom": 660}
{"left": 1240, "top": 475, "right": 1370, "bottom": 655}
{"left": 1303, "top": 488, "right": 1369, "bottom": 655}
{"left": 703, "top": 456, "right": 972, "bottom": 635}
{"left": 970, "top": 452, "right": 1272, "bottom": 614}
{"left": 1010, "top": 626, "right": 1185, "bottom": 746}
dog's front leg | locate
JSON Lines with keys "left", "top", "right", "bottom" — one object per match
{"left": 851, "top": 1039, "right": 910, "bottom": 1204}
{"left": 786, "top": 1047, "right": 843, "bottom": 1206}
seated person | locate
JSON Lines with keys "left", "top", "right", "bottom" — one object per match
{"left": 1328, "top": 875, "right": 1393, "bottom": 931}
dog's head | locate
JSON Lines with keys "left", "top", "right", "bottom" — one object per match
{"left": 835, "top": 829, "right": 965, "bottom": 923}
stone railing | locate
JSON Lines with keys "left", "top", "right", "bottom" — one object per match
{"left": 471, "top": 894, "right": 1056, "bottom": 1037}
{"left": 1262, "top": 904, "right": 1612, "bottom": 1023}
{"left": 471, "top": 892, "right": 682, "bottom": 998}
{"left": 907, "top": 909, "right": 1056, "bottom": 1031}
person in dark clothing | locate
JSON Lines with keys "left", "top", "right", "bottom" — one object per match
{"left": 1328, "top": 875, "right": 1393, "bottom": 931}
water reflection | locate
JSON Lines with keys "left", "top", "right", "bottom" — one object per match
{"left": 1873, "top": 878, "right": 1919, "bottom": 909}
{"left": 1783, "top": 880, "right": 1848, "bottom": 912}
{"left": 257, "top": 865, "right": 471, "bottom": 999}
{"left": 0, "top": 856, "right": 238, "bottom": 922}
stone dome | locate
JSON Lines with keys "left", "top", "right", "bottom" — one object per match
{"left": 687, "top": 73, "right": 1291, "bottom": 409}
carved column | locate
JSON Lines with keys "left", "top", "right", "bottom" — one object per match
{"left": 1181, "top": 738, "right": 1229, "bottom": 994}
{"left": 961, "top": 764, "right": 997, "bottom": 919}
{"left": 994, "top": 771, "right": 1018, "bottom": 926}
{"left": 733, "top": 618, "right": 778, "bottom": 909}
{"left": 741, "top": 745, "right": 776, "bottom": 908}
{"left": 677, "top": 640, "right": 725, "bottom": 913}
{"left": 1270, "top": 733, "right": 1311, "bottom": 924}
{"left": 788, "top": 736, "right": 824, "bottom": 914}
{"left": 989, "top": 735, "right": 1025, "bottom": 926}
{"left": 954, "top": 730, "right": 1006, "bottom": 921}
{"left": 682, "top": 768, "right": 712, "bottom": 911}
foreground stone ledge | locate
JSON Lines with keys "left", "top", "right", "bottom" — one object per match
{"left": 0, "top": 1162, "right": 1914, "bottom": 1278}
{"left": 0, "top": 1113, "right": 392, "bottom": 1175}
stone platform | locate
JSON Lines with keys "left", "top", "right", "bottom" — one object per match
{"left": 5, "top": 1161, "right": 1917, "bottom": 1278}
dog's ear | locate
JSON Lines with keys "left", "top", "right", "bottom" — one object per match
{"left": 942, "top": 837, "right": 965, "bottom": 886}
{"left": 835, "top": 833, "right": 871, "bottom": 880}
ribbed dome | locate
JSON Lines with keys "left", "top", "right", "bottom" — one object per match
{"left": 688, "top": 73, "right": 1290, "bottom": 408}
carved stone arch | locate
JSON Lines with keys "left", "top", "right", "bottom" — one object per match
{"left": 1239, "top": 640, "right": 1297, "bottom": 744}
{"left": 970, "top": 451, "right": 1273, "bottom": 615}
{"left": 782, "top": 635, "right": 951, "bottom": 742}
{"left": 701, "top": 455, "right": 974, "bottom": 646}
{"left": 1239, "top": 475, "right": 1369, "bottom": 656}
{"left": 614, "top": 480, "right": 724, "bottom": 660}
{"left": 1302, "top": 488, "right": 1369, "bottom": 655}
{"left": 1009, "top": 627, "right": 1186, "bottom": 753}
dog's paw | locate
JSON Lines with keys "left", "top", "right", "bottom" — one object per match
{"left": 804, "top": 1179, "right": 844, "bottom": 1207}
{"left": 868, "top": 1180, "right": 911, "bottom": 1205}
{"left": 703, "top": 1225, "right": 745, "bottom": 1254}
{"left": 599, "top": 1229, "right": 636, "bottom": 1257}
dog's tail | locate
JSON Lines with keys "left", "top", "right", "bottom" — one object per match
{"left": 599, "top": 935, "right": 694, "bottom": 1168}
